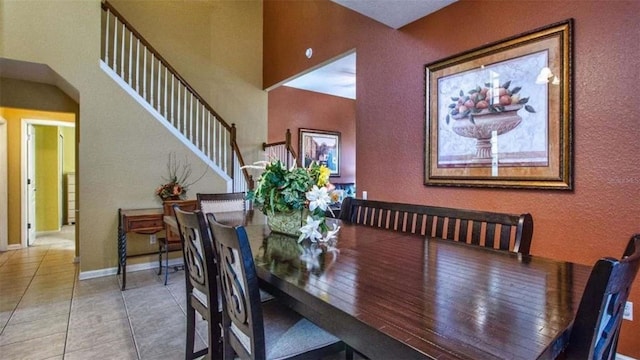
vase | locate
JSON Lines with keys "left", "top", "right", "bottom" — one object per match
{"left": 267, "top": 209, "right": 308, "bottom": 237}
{"left": 451, "top": 105, "right": 523, "bottom": 162}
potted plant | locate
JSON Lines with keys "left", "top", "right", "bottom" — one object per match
{"left": 245, "top": 159, "right": 340, "bottom": 242}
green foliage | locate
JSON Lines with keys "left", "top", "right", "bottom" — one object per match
{"left": 247, "top": 160, "right": 319, "bottom": 214}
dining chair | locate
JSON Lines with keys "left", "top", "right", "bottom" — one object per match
{"left": 562, "top": 234, "right": 640, "bottom": 359}
{"left": 158, "top": 199, "right": 198, "bottom": 285}
{"left": 173, "top": 206, "right": 222, "bottom": 360}
{"left": 206, "top": 214, "right": 352, "bottom": 360}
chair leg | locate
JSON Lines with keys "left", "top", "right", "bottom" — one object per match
{"left": 164, "top": 245, "right": 170, "bottom": 285}
{"left": 185, "top": 299, "right": 195, "bottom": 360}
{"left": 157, "top": 244, "right": 163, "bottom": 276}
{"left": 345, "top": 346, "right": 354, "bottom": 360}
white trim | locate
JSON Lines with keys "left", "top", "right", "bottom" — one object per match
{"left": 20, "top": 119, "right": 75, "bottom": 248}
{"left": 617, "top": 354, "right": 637, "bottom": 360}
{"left": 100, "top": 60, "right": 233, "bottom": 191}
{"left": 7, "top": 244, "right": 22, "bottom": 251}
{"left": 78, "top": 258, "right": 183, "bottom": 280}
{"left": 0, "top": 117, "right": 7, "bottom": 251}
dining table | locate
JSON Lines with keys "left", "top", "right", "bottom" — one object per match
{"left": 166, "top": 211, "right": 592, "bottom": 359}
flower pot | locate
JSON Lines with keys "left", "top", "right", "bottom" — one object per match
{"left": 267, "top": 210, "right": 308, "bottom": 237}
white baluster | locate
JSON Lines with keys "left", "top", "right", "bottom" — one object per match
{"left": 143, "top": 50, "right": 147, "bottom": 100}
{"left": 104, "top": 10, "right": 110, "bottom": 64}
{"left": 112, "top": 18, "right": 118, "bottom": 71}
{"left": 128, "top": 32, "right": 132, "bottom": 85}
{"left": 136, "top": 39, "right": 140, "bottom": 94}
{"left": 120, "top": 22, "right": 125, "bottom": 78}
{"left": 157, "top": 60, "right": 161, "bottom": 113}
{"left": 149, "top": 54, "right": 154, "bottom": 106}
{"left": 163, "top": 68, "right": 168, "bottom": 119}
{"left": 170, "top": 75, "right": 175, "bottom": 126}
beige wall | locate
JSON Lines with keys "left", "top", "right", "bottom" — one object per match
{"left": 0, "top": 0, "right": 266, "bottom": 273}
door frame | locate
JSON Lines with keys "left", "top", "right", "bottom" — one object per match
{"left": 0, "top": 117, "right": 7, "bottom": 251}
{"left": 21, "top": 119, "right": 75, "bottom": 248}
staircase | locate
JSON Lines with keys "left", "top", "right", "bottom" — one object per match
{"left": 262, "top": 129, "right": 297, "bottom": 169}
{"left": 100, "top": 1, "right": 252, "bottom": 192}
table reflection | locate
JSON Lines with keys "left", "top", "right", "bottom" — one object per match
{"left": 255, "top": 232, "right": 339, "bottom": 281}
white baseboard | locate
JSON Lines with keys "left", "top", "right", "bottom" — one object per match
{"left": 617, "top": 354, "right": 637, "bottom": 360}
{"left": 78, "top": 258, "right": 183, "bottom": 280}
{"left": 7, "top": 244, "right": 22, "bottom": 251}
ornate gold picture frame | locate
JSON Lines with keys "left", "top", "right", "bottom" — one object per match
{"left": 425, "top": 19, "right": 573, "bottom": 189}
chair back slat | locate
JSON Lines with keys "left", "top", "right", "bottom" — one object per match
{"left": 339, "top": 198, "right": 533, "bottom": 254}
{"left": 565, "top": 235, "right": 640, "bottom": 359}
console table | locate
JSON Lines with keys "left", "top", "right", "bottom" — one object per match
{"left": 117, "top": 207, "right": 164, "bottom": 290}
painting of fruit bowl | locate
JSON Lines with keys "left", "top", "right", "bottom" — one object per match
{"left": 424, "top": 19, "right": 573, "bottom": 189}
{"left": 446, "top": 82, "right": 536, "bottom": 160}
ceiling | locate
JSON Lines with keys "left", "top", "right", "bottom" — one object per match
{"left": 283, "top": 0, "right": 457, "bottom": 99}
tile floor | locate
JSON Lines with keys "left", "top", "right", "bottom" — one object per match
{"left": 0, "top": 227, "right": 353, "bottom": 360}
{"left": 0, "top": 225, "right": 208, "bottom": 360}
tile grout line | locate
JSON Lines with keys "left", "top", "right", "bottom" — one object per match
{"left": 62, "top": 260, "right": 80, "bottom": 359}
{"left": 120, "top": 287, "right": 143, "bottom": 360}
{"left": 0, "top": 243, "right": 48, "bottom": 338}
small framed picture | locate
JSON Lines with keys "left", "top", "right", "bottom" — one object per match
{"left": 299, "top": 128, "right": 341, "bottom": 176}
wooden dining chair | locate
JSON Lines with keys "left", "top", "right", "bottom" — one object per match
{"left": 562, "top": 234, "right": 640, "bottom": 359}
{"left": 158, "top": 199, "right": 198, "bottom": 285}
{"left": 173, "top": 206, "right": 221, "bottom": 360}
{"left": 206, "top": 214, "right": 352, "bottom": 360}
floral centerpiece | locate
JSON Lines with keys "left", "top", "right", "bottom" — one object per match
{"left": 155, "top": 153, "right": 204, "bottom": 201}
{"left": 245, "top": 159, "right": 340, "bottom": 243}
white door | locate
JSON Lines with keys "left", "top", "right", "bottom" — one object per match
{"left": 26, "top": 124, "right": 36, "bottom": 246}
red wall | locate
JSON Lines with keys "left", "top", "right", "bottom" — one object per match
{"left": 264, "top": 0, "right": 640, "bottom": 356}
{"left": 268, "top": 86, "right": 356, "bottom": 183}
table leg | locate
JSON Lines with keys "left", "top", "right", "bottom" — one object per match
{"left": 117, "top": 209, "right": 127, "bottom": 290}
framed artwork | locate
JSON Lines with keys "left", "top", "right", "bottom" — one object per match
{"left": 425, "top": 19, "right": 573, "bottom": 189}
{"left": 299, "top": 128, "right": 340, "bottom": 176}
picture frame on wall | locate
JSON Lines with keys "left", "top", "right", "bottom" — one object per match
{"left": 424, "top": 19, "right": 573, "bottom": 190}
{"left": 299, "top": 128, "right": 341, "bottom": 176}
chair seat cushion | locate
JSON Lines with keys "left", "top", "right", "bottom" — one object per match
{"left": 262, "top": 300, "right": 340, "bottom": 360}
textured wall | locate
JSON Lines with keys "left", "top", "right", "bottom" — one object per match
{"left": 264, "top": 0, "right": 640, "bottom": 356}
{"left": 268, "top": 86, "right": 356, "bottom": 183}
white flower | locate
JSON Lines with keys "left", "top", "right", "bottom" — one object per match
{"left": 298, "top": 216, "right": 323, "bottom": 243}
{"left": 319, "top": 223, "right": 340, "bottom": 243}
{"left": 306, "top": 185, "right": 331, "bottom": 212}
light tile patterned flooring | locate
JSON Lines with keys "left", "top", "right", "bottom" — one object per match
{"left": 0, "top": 227, "right": 353, "bottom": 360}
{"left": 0, "top": 226, "right": 208, "bottom": 360}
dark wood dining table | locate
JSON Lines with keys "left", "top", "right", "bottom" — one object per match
{"left": 166, "top": 211, "right": 592, "bottom": 359}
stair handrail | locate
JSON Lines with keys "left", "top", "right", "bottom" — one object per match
{"left": 101, "top": 1, "right": 253, "bottom": 191}
{"left": 262, "top": 129, "right": 297, "bottom": 168}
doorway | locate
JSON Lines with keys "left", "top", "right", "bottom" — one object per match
{"left": 21, "top": 119, "right": 76, "bottom": 248}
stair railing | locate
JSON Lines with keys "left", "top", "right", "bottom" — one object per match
{"left": 262, "top": 129, "right": 297, "bottom": 169}
{"left": 100, "top": 1, "right": 252, "bottom": 192}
